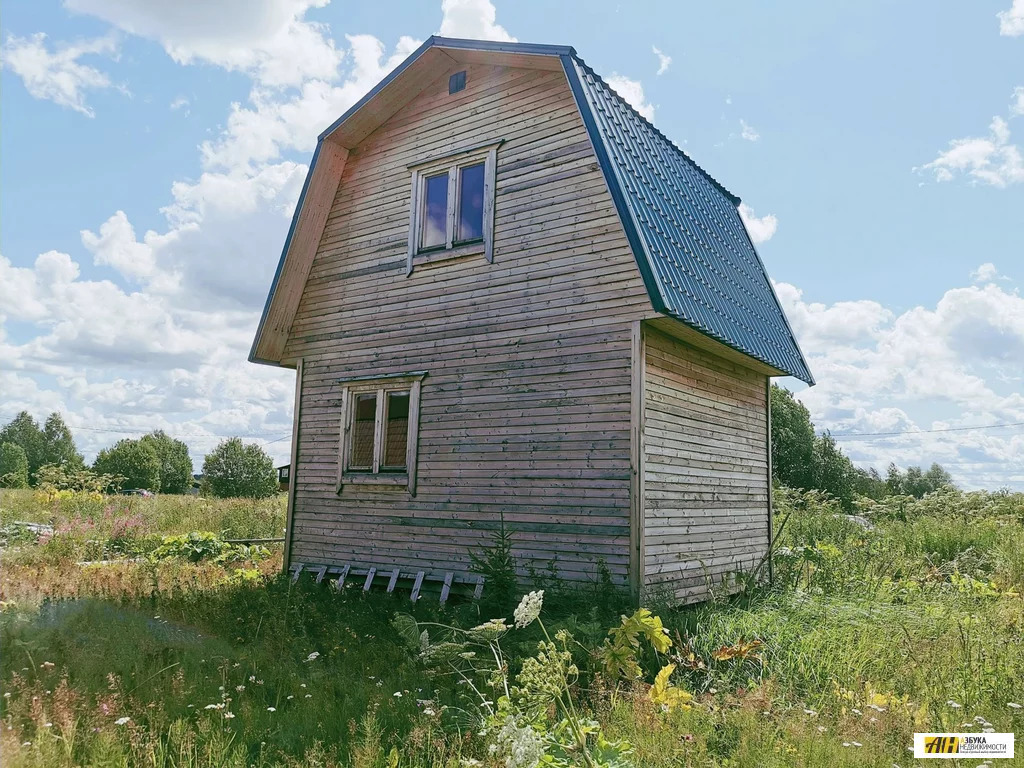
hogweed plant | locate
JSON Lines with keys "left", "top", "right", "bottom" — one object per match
{"left": 394, "top": 593, "right": 696, "bottom": 767}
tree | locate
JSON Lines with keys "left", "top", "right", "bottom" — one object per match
{"left": 769, "top": 385, "right": 815, "bottom": 491}
{"left": 140, "top": 431, "right": 194, "bottom": 494}
{"left": 93, "top": 439, "right": 161, "bottom": 491}
{"left": 42, "top": 413, "right": 84, "bottom": 470}
{"left": 886, "top": 462, "right": 954, "bottom": 498}
{"left": 851, "top": 466, "right": 887, "bottom": 500}
{"left": 0, "top": 412, "right": 45, "bottom": 483}
{"left": 0, "top": 443, "right": 29, "bottom": 488}
{"left": 202, "top": 438, "right": 278, "bottom": 499}
{"left": 812, "top": 431, "right": 856, "bottom": 509}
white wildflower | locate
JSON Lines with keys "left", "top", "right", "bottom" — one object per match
{"left": 287, "top": 695, "right": 294, "bottom": 700}
{"left": 493, "top": 715, "right": 545, "bottom": 768}
{"left": 852, "top": 741, "right": 863, "bottom": 747}
{"left": 803, "top": 708, "right": 817, "bottom": 716}
{"left": 224, "top": 712, "right": 235, "bottom": 719}
{"left": 851, "top": 707, "right": 862, "bottom": 715}
{"left": 115, "top": 717, "right": 131, "bottom": 725}
{"left": 1009, "top": 702, "right": 1022, "bottom": 709}
{"left": 249, "top": 676, "right": 256, "bottom": 683}
{"left": 947, "top": 700, "right": 962, "bottom": 708}
{"left": 43, "top": 723, "right": 52, "bottom": 728}
{"left": 424, "top": 708, "right": 436, "bottom": 716}
{"left": 204, "top": 704, "right": 225, "bottom": 710}
{"left": 982, "top": 727, "right": 995, "bottom": 733}
{"left": 394, "top": 692, "right": 403, "bottom": 698}
{"left": 22, "top": 742, "right": 31, "bottom": 746}
{"left": 235, "top": 685, "right": 245, "bottom": 692}
{"left": 867, "top": 704, "right": 886, "bottom": 712}
{"left": 305, "top": 694, "right": 312, "bottom": 698}
{"left": 305, "top": 652, "right": 320, "bottom": 663}
{"left": 300, "top": 683, "right": 306, "bottom": 688}
{"left": 267, "top": 707, "right": 276, "bottom": 712}
{"left": 513, "top": 591, "right": 544, "bottom": 629}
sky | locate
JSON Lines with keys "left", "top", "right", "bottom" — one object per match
{"left": 1, "top": 0, "right": 1022, "bottom": 490}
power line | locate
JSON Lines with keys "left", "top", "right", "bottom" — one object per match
{"left": 831, "top": 421, "right": 1024, "bottom": 441}
{"left": 0, "top": 413, "right": 290, "bottom": 443}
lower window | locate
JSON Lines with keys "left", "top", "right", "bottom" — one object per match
{"left": 337, "top": 372, "right": 425, "bottom": 494}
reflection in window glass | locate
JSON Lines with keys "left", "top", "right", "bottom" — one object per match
{"left": 421, "top": 173, "right": 449, "bottom": 249}
{"left": 457, "top": 163, "right": 485, "bottom": 242}
{"left": 382, "top": 391, "right": 410, "bottom": 470}
{"left": 350, "top": 393, "right": 377, "bottom": 469}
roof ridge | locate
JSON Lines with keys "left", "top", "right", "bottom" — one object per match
{"left": 569, "top": 53, "right": 741, "bottom": 206}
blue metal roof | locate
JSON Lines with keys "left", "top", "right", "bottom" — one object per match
{"left": 252, "top": 37, "right": 812, "bottom": 384}
{"left": 562, "top": 55, "right": 813, "bottom": 385}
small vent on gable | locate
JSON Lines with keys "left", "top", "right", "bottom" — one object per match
{"left": 449, "top": 71, "right": 466, "bottom": 94}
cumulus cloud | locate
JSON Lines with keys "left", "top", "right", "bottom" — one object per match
{"left": 970, "top": 262, "right": 1007, "bottom": 284}
{"left": 738, "top": 203, "right": 778, "bottom": 243}
{"left": 1, "top": 32, "right": 123, "bottom": 116}
{"left": 999, "top": 0, "right": 1024, "bottom": 35}
{"left": 439, "top": 0, "right": 515, "bottom": 41}
{"left": 777, "top": 280, "right": 1024, "bottom": 489}
{"left": 652, "top": 45, "right": 671, "bottom": 75}
{"left": 921, "top": 116, "right": 1024, "bottom": 187}
{"left": 1012, "top": 86, "right": 1024, "bottom": 117}
{"left": 606, "top": 74, "right": 655, "bottom": 122}
{"left": 65, "top": 0, "right": 343, "bottom": 87}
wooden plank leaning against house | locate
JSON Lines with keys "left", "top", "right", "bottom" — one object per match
{"left": 642, "top": 327, "right": 770, "bottom": 604}
{"left": 281, "top": 63, "right": 654, "bottom": 587}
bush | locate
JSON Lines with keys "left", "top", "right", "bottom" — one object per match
{"left": 93, "top": 439, "right": 161, "bottom": 491}
{"left": 139, "top": 431, "right": 194, "bottom": 494}
{"left": 151, "top": 531, "right": 269, "bottom": 564}
{"left": 201, "top": 438, "right": 278, "bottom": 499}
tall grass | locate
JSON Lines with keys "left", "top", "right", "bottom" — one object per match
{"left": 1, "top": 485, "right": 1023, "bottom": 766}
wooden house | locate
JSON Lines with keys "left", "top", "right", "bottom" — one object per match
{"left": 250, "top": 37, "right": 813, "bottom": 604}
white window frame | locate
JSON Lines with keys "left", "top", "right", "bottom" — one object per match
{"left": 406, "top": 139, "right": 502, "bottom": 275}
{"left": 336, "top": 371, "right": 426, "bottom": 495}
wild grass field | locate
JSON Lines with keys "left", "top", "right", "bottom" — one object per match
{"left": 2, "top": 486, "right": 1023, "bottom": 767}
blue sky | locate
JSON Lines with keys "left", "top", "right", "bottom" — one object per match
{"left": 2, "top": 0, "right": 1022, "bottom": 488}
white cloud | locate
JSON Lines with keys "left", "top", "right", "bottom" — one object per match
{"left": 738, "top": 203, "right": 778, "bottom": 243}
{"left": 921, "top": 116, "right": 1024, "bottom": 187}
{"left": 970, "top": 262, "right": 1003, "bottom": 284}
{"left": 652, "top": 45, "right": 671, "bottom": 76}
{"left": 777, "top": 280, "right": 1024, "bottom": 489}
{"left": 1, "top": 32, "right": 122, "bottom": 116}
{"left": 1012, "top": 86, "right": 1024, "bottom": 117}
{"left": 739, "top": 119, "right": 760, "bottom": 142}
{"left": 606, "top": 74, "right": 655, "bottom": 122}
{"left": 65, "top": 0, "right": 343, "bottom": 87}
{"left": 999, "top": 0, "right": 1024, "bottom": 35}
{"left": 169, "top": 96, "right": 189, "bottom": 113}
{"left": 439, "top": 0, "right": 515, "bottom": 41}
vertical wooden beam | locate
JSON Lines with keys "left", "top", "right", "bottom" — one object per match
{"left": 629, "top": 320, "right": 646, "bottom": 603}
{"left": 283, "top": 358, "right": 303, "bottom": 573}
{"left": 410, "top": 571, "right": 425, "bottom": 602}
{"left": 406, "top": 379, "right": 423, "bottom": 496}
{"left": 765, "top": 377, "right": 774, "bottom": 585}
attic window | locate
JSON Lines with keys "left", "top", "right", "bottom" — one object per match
{"left": 406, "top": 139, "right": 502, "bottom": 274}
{"left": 449, "top": 70, "right": 466, "bottom": 94}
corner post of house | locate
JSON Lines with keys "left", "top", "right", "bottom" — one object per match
{"left": 765, "top": 377, "right": 774, "bottom": 585}
{"left": 283, "top": 358, "right": 303, "bottom": 573}
{"left": 629, "top": 320, "right": 646, "bottom": 603}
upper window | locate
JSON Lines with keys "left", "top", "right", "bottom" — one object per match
{"left": 407, "top": 140, "right": 501, "bottom": 274}
{"left": 336, "top": 372, "right": 426, "bottom": 495}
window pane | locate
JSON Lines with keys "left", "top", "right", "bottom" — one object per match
{"left": 382, "top": 391, "right": 410, "bottom": 470}
{"left": 421, "top": 173, "right": 448, "bottom": 249}
{"left": 350, "top": 393, "right": 377, "bottom": 469}
{"left": 457, "top": 163, "right": 485, "bottom": 242}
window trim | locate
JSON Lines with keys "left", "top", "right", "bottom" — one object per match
{"left": 406, "top": 139, "right": 502, "bottom": 275}
{"left": 336, "top": 371, "right": 426, "bottom": 495}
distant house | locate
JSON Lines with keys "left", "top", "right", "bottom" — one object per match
{"left": 277, "top": 464, "right": 291, "bottom": 492}
{"left": 189, "top": 473, "right": 203, "bottom": 496}
{"left": 250, "top": 37, "right": 812, "bottom": 604}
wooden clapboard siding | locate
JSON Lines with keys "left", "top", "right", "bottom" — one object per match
{"left": 282, "top": 63, "right": 652, "bottom": 585}
{"left": 642, "top": 327, "right": 770, "bottom": 603}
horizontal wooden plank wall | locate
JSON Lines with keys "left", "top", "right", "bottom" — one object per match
{"left": 642, "top": 327, "right": 770, "bottom": 603}
{"left": 283, "top": 63, "right": 652, "bottom": 586}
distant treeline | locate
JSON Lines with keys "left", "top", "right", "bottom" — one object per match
{"left": 0, "top": 411, "right": 278, "bottom": 499}
{"left": 770, "top": 385, "right": 953, "bottom": 509}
